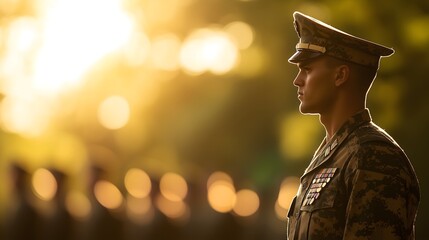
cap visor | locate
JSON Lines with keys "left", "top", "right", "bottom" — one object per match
{"left": 288, "top": 50, "right": 323, "bottom": 64}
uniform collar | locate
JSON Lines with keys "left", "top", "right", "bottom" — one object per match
{"left": 303, "top": 109, "right": 372, "bottom": 177}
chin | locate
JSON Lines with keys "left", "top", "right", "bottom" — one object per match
{"left": 299, "top": 105, "right": 318, "bottom": 115}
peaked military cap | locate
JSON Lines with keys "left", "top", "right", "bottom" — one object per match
{"left": 288, "top": 11, "right": 394, "bottom": 68}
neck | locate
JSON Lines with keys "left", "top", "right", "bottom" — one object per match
{"left": 320, "top": 100, "right": 365, "bottom": 141}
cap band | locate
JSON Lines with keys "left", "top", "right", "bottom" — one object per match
{"left": 296, "top": 42, "right": 326, "bottom": 53}
{"left": 290, "top": 12, "right": 394, "bottom": 68}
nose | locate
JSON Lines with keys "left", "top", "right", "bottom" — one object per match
{"left": 293, "top": 71, "right": 303, "bottom": 87}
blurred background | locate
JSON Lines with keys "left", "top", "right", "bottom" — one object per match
{"left": 0, "top": 0, "right": 428, "bottom": 239}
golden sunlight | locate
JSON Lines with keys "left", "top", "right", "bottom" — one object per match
{"left": 32, "top": 0, "right": 134, "bottom": 94}
{"left": 224, "top": 21, "right": 254, "bottom": 50}
{"left": 0, "top": 94, "right": 52, "bottom": 137}
{"left": 0, "top": 0, "right": 136, "bottom": 137}
{"left": 151, "top": 33, "right": 181, "bottom": 71}
{"left": 179, "top": 28, "right": 239, "bottom": 75}
{"left": 4, "top": 17, "right": 39, "bottom": 55}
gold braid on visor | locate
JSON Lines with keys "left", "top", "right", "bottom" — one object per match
{"left": 296, "top": 43, "right": 326, "bottom": 53}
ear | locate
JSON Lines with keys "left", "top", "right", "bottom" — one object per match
{"left": 334, "top": 65, "right": 349, "bottom": 86}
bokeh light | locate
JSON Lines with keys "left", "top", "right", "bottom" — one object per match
{"left": 207, "top": 171, "right": 234, "bottom": 189}
{"left": 4, "top": 17, "right": 39, "bottom": 55}
{"left": 155, "top": 194, "right": 189, "bottom": 220}
{"left": 224, "top": 21, "right": 254, "bottom": 50}
{"left": 0, "top": 16, "right": 39, "bottom": 88}
{"left": 275, "top": 176, "right": 300, "bottom": 220}
{"left": 0, "top": 0, "right": 426, "bottom": 238}
{"left": 98, "top": 95, "right": 130, "bottom": 130}
{"left": 126, "top": 195, "right": 152, "bottom": 216}
{"left": 207, "top": 176, "right": 236, "bottom": 213}
{"left": 151, "top": 34, "right": 181, "bottom": 71}
{"left": 233, "top": 189, "right": 260, "bottom": 217}
{"left": 179, "top": 28, "right": 239, "bottom": 75}
{"left": 123, "top": 32, "right": 151, "bottom": 66}
{"left": 32, "top": 168, "right": 57, "bottom": 201}
{"left": 66, "top": 191, "right": 91, "bottom": 219}
{"left": 0, "top": 95, "right": 52, "bottom": 137}
{"left": 124, "top": 168, "right": 152, "bottom": 198}
{"left": 126, "top": 195, "right": 154, "bottom": 224}
{"left": 159, "top": 172, "right": 188, "bottom": 202}
{"left": 94, "top": 180, "right": 123, "bottom": 209}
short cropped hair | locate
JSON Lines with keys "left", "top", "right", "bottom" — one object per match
{"left": 325, "top": 56, "right": 377, "bottom": 93}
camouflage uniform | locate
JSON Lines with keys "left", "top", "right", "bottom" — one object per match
{"left": 287, "top": 109, "right": 420, "bottom": 240}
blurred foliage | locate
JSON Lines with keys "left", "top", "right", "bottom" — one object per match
{"left": 0, "top": 0, "right": 429, "bottom": 239}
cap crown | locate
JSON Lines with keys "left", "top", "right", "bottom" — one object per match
{"left": 289, "top": 12, "right": 394, "bottom": 68}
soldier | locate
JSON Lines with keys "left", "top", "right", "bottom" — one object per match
{"left": 3, "top": 162, "right": 41, "bottom": 240}
{"left": 286, "top": 12, "right": 420, "bottom": 239}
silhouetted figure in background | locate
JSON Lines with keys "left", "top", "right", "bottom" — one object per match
{"left": 79, "top": 164, "right": 123, "bottom": 240}
{"left": 145, "top": 179, "right": 185, "bottom": 240}
{"left": 42, "top": 168, "right": 75, "bottom": 240}
{"left": 3, "top": 162, "right": 41, "bottom": 240}
{"left": 209, "top": 213, "right": 242, "bottom": 240}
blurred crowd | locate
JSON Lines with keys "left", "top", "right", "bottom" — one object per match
{"left": 0, "top": 161, "right": 285, "bottom": 240}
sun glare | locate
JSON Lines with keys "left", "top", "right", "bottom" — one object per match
{"left": 32, "top": 0, "right": 134, "bottom": 94}
{"left": 0, "top": 94, "right": 52, "bottom": 137}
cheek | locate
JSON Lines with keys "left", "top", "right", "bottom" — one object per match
{"left": 307, "top": 73, "right": 336, "bottom": 99}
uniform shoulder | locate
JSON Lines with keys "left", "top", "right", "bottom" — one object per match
{"left": 353, "top": 122, "right": 398, "bottom": 147}
{"left": 348, "top": 122, "right": 420, "bottom": 203}
{"left": 349, "top": 122, "right": 419, "bottom": 183}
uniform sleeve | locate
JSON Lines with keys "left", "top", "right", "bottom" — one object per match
{"left": 343, "top": 142, "right": 418, "bottom": 239}
{"left": 344, "top": 169, "right": 410, "bottom": 239}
